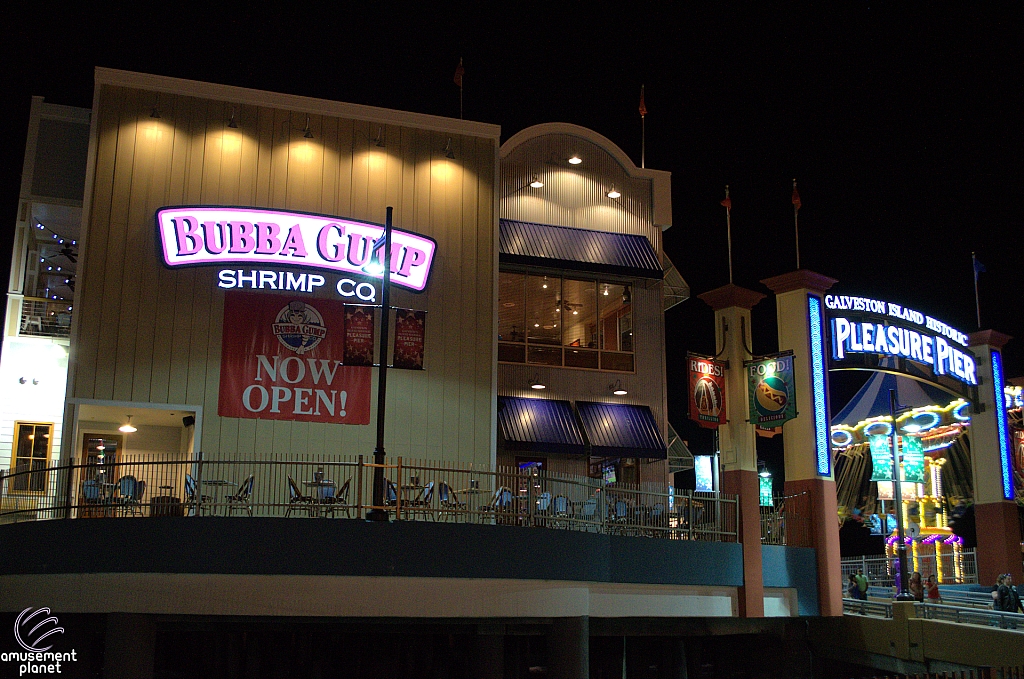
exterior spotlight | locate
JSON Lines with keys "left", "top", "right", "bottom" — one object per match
{"left": 443, "top": 138, "right": 455, "bottom": 158}
{"left": 606, "top": 187, "right": 621, "bottom": 199}
{"left": 303, "top": 116, "right": 314, "bottom": 139}
{"left": 150, "top": 107, "right": 161, "bottom": 119}
{"left": 529, "top": 176, "right": 544, "bottom": 188}
{"left": 119, "top": 416, "right": 137, "bottom": 433}
{"left": 227, "top": 107, "right": 238, "bottom": 128}
{"left": 530, "top": 375, "right": 546, "bottom": 390}
{"left": 568, "top": 155, "right": 582, "bottom": 165}
{"left": 542, "top": 276, "right": 548, "bottom": 289}
{"left": 374, "top": 126, "right": 386, "bottom": 148}
{"left": 610, "top": 380, "right": 627, "bottom": 396}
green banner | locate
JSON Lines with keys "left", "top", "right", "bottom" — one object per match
{"left": 745, "top": 353, "right": 797, "bottom": 426}
{"left": 759, "top": 476, "right": 774, "bottom": 507}
{"left": 902, "top": 435, "right": 925, "bottom": 484}
{"left": 869, "top": 434, "right": 893, "bottom": 482}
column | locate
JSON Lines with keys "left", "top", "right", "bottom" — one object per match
{"left": 698, "top": 283, "right": 766, "bottom": 617}
{"left": 104, "top": 613, "right": 155, "bottom": 679}
{"left": 546, "top": 616, "right": 589, "bottom": 679}
{"left": 967, "top": 330, "right": 1021, "bottom": 585}
{"left": 761, "top": 270, "right": 842, "bottom": 616}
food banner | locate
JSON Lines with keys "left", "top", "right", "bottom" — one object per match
{"left": 219, "top": 291, "right": 371, "bottom": 424}
{"left": 901, "top": 435, "right": 926, "bottom": 483}
{"left": 687, "top": 354, "right": 727, "bottom": 428}
{"left": 393, "top": 309, "right": 426, "bottom": 370}
{"left": 344, "top": 305, "right": 376, "bottom": 366}
{"left": 745, "top": 352, "right": 797, "bottom": 426}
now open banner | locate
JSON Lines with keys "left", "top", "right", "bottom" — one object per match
{"left": 219, "top": 290, "right": 371, "bottom": 424}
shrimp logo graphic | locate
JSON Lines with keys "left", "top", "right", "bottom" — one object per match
{"left": 14, "top": 607, "right": 63, "bottom": 652}
{"left": 272, "top": 301, "right": 327, "bottom": 355}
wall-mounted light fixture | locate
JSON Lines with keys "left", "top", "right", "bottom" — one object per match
{"left": 568, "top": 155, "right": 582, "bottom": 165}
{"left": 529, "top": 176, "right": 544, "bottom": 189}
{"left": 373, "top": 126, "right": 386, "bottom": 148}
{"left": 119, "top": 415, "right": 137, "bottom": 433}
{"left": 150, "top": 107, "right": 161, "bottom": 119}
{"left": 530, "top": 375, "right": 546, "bottom": 390}
{"left": 606, "top": 186, "right": 621, "bottom": 199}
{"left": 610, "top": 380, "right": 628, "bottom": 396}
{"left": 303, "top": 116, "right": 314, "bottom": 139}
{"left": 227, "top": 107, "right": 238, "bottom": 129}
{"left": 443, "top": 138, "right": 455, "bottom": 159}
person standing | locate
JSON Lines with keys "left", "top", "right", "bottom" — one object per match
{"left": 908, "top": 572, "right": 924, "bottom": 602}
{"left": 848, "top": 573, "right": 860, "bottom": 600}
{"left": 996, "top": 574, "right": 1023, "bottom": 613}
{"left": 925, "top": 574, "right": 941, "bottom": 603}
{"left": 855, "top": 569, "right": 869, "bottom": 600}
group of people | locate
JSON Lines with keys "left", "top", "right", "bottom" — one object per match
{"left": 991, "top": 573, "right": 1024, "bottom": 613}
{"left": 846, "top": 570, "right": 870, "bottom": 600}
{"left": 906, "top": 571, "right": 941, "bottom": 602}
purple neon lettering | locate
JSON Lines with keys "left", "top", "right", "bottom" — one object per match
{"left": 346, "top": 233, "right": 371, "bottom": 267}
{"left": 280, "top": 225, "right": 308, "bottom": 257}
{"left": 202, "top": 222, "right": 229, "bottom": 254}
{"left": 396, "top": 245, "right": 427, "bottom": 277}
{"left": 315, "top": 223, "right": 346, "bottom": 262}
{"left": 173, "top": 217, "right": 202, "bottom": 255}
{"left": 255, "top": 222, "right": 282, "bottom": 254}
{"left": 229, "top": 222, "right": 256, "bottom": 253}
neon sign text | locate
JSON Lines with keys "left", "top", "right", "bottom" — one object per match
{"left": 831, "top": 317, "right": 977, "bottom": 386}
{"left": 824, "top": 294, "right": 968, "bottom": 346}
{"left": 157, "top": 207, "right": 436, "bottom": 292}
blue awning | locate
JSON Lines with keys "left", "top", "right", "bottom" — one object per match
{"left": 499, "top": 219, "right": 663, "bottom": 279}
{"left": 497, "top": 397, "right": 587, "bottom": 455}
{"left": 575, "top": 401, "right": 667, "bottom": 459}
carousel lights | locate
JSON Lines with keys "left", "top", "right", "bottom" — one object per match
{"left": 901, "top": 411, "right": 940, "bottom": 434}
{"left": 863, "top": 420, "right": 893, "bottom": 437}
{"left": 831, "top": 429, "right": 854, "bottom": 447}
{"left": 952, "top": 401, "right": 971, "bottom": 422}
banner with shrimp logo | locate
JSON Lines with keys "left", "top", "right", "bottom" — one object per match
{"left": 687, "top": 354, "right": 726, "bottom": 429}
{"left": 745, "top": 352, "right": 797, "bottom": 427}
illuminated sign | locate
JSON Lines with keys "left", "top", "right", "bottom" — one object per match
{"left": 824, "top": 295, "right": 968, "bottom": 347}
{"left": 156, "top": 206, "right": 437, "bottom": 292}
{"left": 687, "top": 354, "right": 727, "bottom": 428}
{"left": 694, "top": 455, "right": 714, "bottom": 492}
{"left": 216, "top": 270, "right": 379, "bottom": 302}
{"left": 745, "top": 352, "right": 797, "bottom": 427}
{"left": 759, "top": 476, "right": 773, "bottom": 507}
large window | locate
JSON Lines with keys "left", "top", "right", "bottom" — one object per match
{"left": 9, "top": 422, "right": 53, "bottom": 492}
{"left": 499, "top": 272, "right": 634, "bottom": 372}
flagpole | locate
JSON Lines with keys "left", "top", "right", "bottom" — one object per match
{"left": 723, "top": 185, "right": 733, "bottom": 284}
{"left": 640, "top": 84, "right": 646, "bottom": 169}
{"left": 972, "top": 251, "right": 981, "bottom": 329}
{"left": 793, "top": 179, "right": 800, "bottom": 270}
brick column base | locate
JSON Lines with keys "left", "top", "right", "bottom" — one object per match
{"left": 975, "top": 501, "right": 1023, "bottom": 585}
{"left": 722, "top": 469, "right": 765, "bottom": 617}
{"left": 785, "top": 478, "right": 842, "bottom": 616}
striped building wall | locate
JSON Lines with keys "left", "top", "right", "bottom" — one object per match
{"left": 67, "top": 70, "right": 500, "bottom": 468}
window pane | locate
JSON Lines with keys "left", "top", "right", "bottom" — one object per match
{"left": 564, "top": 348, "right": 599, "bottom": 369}
{"left": 599, "top": 283, "right": 633, "bottom": 352}
{"left": 601, "top": 352, "right": 635, "bottom": 372}
{"left": 498, "top": 343, "right": 526, "bottom": 363}
{"left": 561, "top": 279, "right": 598, "bottom": 349}
{"left": 527, "top": 346, "right": 562, "bottom": 366}
{"left": 498, "top": 272, "right": 525, "bottom": 342}
{"left": 15, "top": 425, "right": 35, "bottom": 461}
{"left": 526, "top": 275, "right": 560, "bottom": 346}
{"left": 33, "top": 426, "right": 50, "bottom": 458}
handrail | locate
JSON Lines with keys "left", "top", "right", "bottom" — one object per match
{"left": 916, "top": 602, "right": 1024, "bottom": 631}
{"left": 0, "top": 456, "right": 739, "bottom": 543}
{"left": 842, "top": 597, "right": 893, "bottom": 618}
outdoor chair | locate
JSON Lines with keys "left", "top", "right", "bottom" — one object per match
{"left": 183, "top": 474, "right": 213, "bottom": 516}
{"left": 437, "top": 482, "right": 466, "bottom": 521}
{"left": 322, "top": 479, "right": 351, "bottom": 518}
{"left": 383, "top": 479, "right": 399, "bottom": 507}
{"left": 550, "top": 495, "right": 571, "bottom": 528}
{"left": 580, "top": 498, "right": 598, "bottom": 532}
{"left": 611, "top": 499, "right": 630, "bottom": 534}
{"left": 114, "top": 475, "right": 142, "bottom": 516}
{"left": 226, "top": 474, "right": 255, "bottom": 517}
{"left": 645, "top": 502, "right": 666, "bottom": 537}
{"left": 533, "top": 491, "right": 552, "bottom": 526}
{"left": 480, "top": 486, "right": 515, "bottom": 524}
{"left": 285, "top": 475, "right": 316, "bottom": 517}
{"left": 405, "top": 481, "right": 435, "bottom": 520}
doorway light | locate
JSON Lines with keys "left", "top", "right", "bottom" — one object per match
{"left": 529, "top": 176, "right": 544, "bottom": 188}
{"left": 606, "top": 187, "right": 621, "bottom": 199}
{"left": 568, "top": 155, "right": 582, "bottom": 165}
{"left": 610, "top": 380, "right": 628, "bottom": 396}
{"left": 530, "top": 375, "right": 546, "bottom": 390}
{"left": 119, "top": 416, "right": 137, "bottom": 433}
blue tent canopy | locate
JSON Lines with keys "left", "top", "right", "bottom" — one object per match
{"left": 832, "top": 371, "right": 960, "bottom": 428}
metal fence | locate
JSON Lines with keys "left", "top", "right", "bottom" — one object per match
{"left": 759, "top": 491, "right": 812, "bottom": 546}
{"left": 916, "top": 602, "right": 1024, "bottom": 632}
{"left": 0, "top": 454, "right": 739, "bottom": 542}
{"left": 841, "top": 550, "right": 979, "bottom": 587}
{"left": 842, "top": 597, "right": 893, "bottom": 618}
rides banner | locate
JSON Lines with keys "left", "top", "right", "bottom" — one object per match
{"left": 219, "top": 290, "right": 371, "bottom": 424}
{"left": 744, "top": 352, "right": 798, "bottom": 427}
{"left": 687, "top": 354, "right": 727, "bottom": 429}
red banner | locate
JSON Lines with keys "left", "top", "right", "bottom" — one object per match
{"left": 393, "top": 309, "right": 426, "bottom": 370}
{"left": 344, "top": 305, "right": 376, "bottom": 366}
{"left": 219, "top": 291, "right": 371, "bottom": 424}
{"left": 688, "top": 354, "right": 727, "bottom": 429}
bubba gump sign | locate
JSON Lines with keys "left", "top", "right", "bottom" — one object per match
{"left": 157, "top": 206, "right": 437, "bottom": 292}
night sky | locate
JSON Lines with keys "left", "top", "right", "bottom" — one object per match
{"left": 2, "top": 5, "right": 1020, "bottom": 479}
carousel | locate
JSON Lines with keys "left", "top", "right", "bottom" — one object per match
{"left": 831, "top": 372, "right": 1024, "bottom": 584}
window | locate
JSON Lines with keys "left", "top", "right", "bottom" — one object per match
{"left": 499, "top": 272, "right": 634, "bottom": 372}
{"left": 9, "top": 422, "right": 53, "bottom": 492}
{"left": 82, "top": 434, "right": 122, "bottom": 482}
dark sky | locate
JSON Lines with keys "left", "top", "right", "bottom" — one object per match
{"left": 1, "top": 4, "right": 1020, "bottom": 475}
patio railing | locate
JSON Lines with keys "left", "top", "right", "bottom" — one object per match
{"left": 841, "top": 550, "right": 979, "bottom": 586}
{"left": 0, "top": 454, "right": 739, "bottom": 542}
